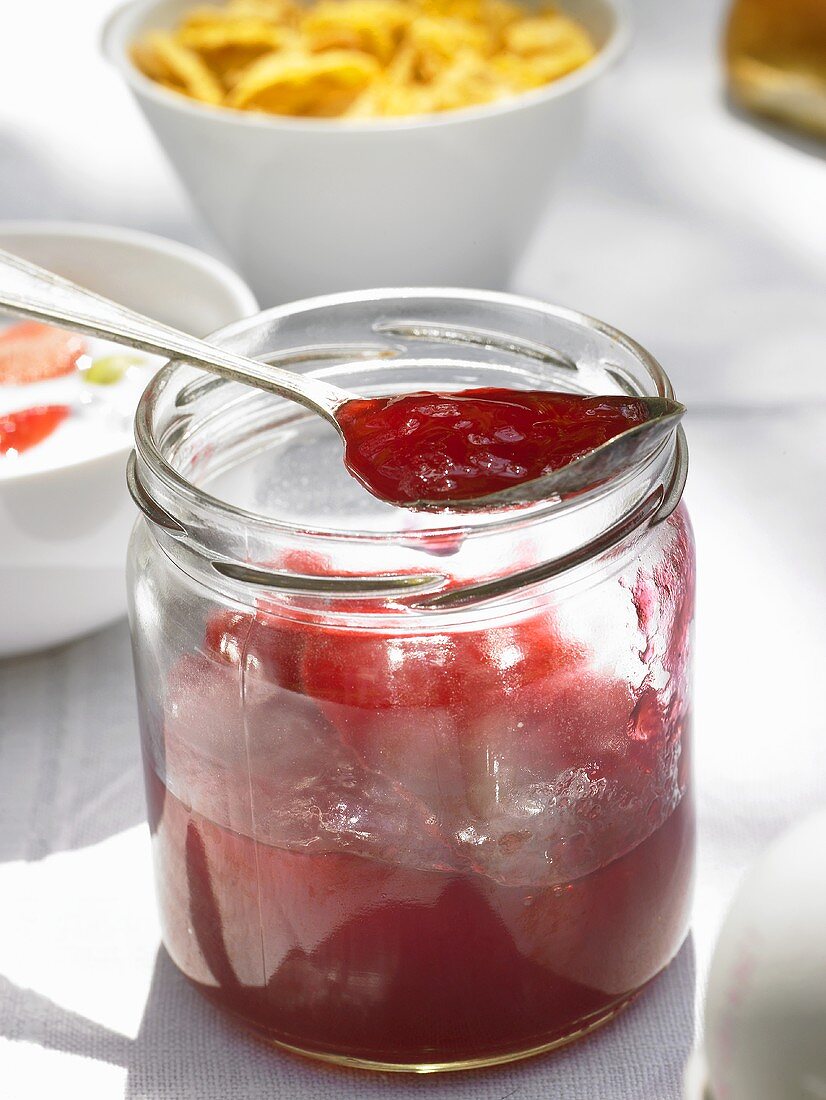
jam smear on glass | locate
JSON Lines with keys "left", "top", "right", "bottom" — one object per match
{"left": 336, "top": 388, "right": 650, "bottom": 505}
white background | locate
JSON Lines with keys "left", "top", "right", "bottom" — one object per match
{"left": 1, "top": 0, "right": 825, "bottom": 1096}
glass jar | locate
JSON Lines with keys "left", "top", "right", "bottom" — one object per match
{"left": 725, "top": 0, "right": 826, "bottom": 138}
{"left": 127, "top": 290, "right": 695, "bottom": 1073}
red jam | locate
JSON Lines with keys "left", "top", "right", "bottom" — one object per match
{"left": 0, "top": 405, "right": 70, "bottom": 455}
{"left": 336, "top": 388, "right": 651, "bottom": 505}
{"left": 151, "top": 775, "right": 693, "bottom": 1066}
{"left": 145, "top": 508, "right": 695, "bottom": 1068}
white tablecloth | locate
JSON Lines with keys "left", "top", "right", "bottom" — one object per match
{"left": 1, "top": 0, "right": 825, "bottom": 1096}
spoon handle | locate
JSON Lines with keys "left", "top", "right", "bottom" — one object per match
{"left": 0, "top": 248, "right": 346, "bottom": 421}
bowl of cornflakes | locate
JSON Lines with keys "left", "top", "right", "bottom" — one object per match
{"left": 104, "top": 0, "right": 626, "bottom": 304}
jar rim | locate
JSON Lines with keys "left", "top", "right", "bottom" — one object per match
{"left": 133, "top": 287, "right": 677, "bottom": 547}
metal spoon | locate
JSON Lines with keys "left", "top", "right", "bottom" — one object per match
{"left": 0, "top": 248, "right": 684, "bottom": 510}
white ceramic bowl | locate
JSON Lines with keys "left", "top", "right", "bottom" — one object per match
{"left": 102, "top": 0, "right": 627, "bottom": 306}
{"left": 0, "top": 222, "right": 257, "bottom": 658}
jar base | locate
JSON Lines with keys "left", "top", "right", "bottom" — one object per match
{"left": 243, "top": 993, "right": 638, "bottom": 1074}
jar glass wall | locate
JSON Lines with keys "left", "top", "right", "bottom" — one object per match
{"left": 127, "top": 290, "right": 695, "bottom": 1072}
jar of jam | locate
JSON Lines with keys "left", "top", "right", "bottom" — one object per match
{"left": 725, "top": 0, "right": 826, "bottom": 139}
{"left": 127, "top": 290, "right": 695, "bottom": 1073}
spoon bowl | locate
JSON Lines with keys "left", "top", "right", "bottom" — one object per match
{"left": 409, "top": 395, "right": 684, "bottom": 512}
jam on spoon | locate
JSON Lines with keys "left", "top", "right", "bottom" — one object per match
{"left": 336, "top": 388, "right": 652, "bottom": 507}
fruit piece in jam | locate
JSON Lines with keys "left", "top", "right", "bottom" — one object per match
{"left": 0, "top": 405, "right": 70, "bottom": 455}
{"left": 298, "top": 608, "right": 683, "bottom": 886}
{"left": 335, "top": 388, "right": 651, "bottom": 506}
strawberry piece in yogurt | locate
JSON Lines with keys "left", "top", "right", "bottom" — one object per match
{"left": 0, "top": 322, "right": 85, "bottom": 385}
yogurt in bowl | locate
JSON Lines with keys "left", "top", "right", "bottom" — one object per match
{"left": 0, "top": 322, "right": 163, "bottom": 475}
{"left": 0, "top": 223, "right": 257, "bottom": 658}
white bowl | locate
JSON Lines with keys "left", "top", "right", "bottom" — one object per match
{"left": 0, "top": 222, "right": 257, "bottom": 658}
{"left": 102, "top": 0, "right": 627, "bottom": 306}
